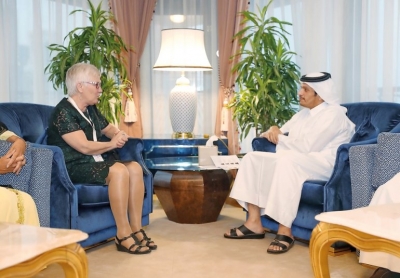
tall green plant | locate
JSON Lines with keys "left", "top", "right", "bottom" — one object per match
{"left": 44, "top": 0, "right": 133, "bottom": 124}
{"left": 230, "top": 0, "right": 300, "bottom": 140}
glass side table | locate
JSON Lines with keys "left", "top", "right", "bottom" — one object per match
{"left": 145, "top": 156, "right": 234, "bottom": 224}
{"left": 141, "top": 136, "right": 229, "bottom": 159}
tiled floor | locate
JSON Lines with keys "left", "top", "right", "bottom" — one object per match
{"left": 35, "top": 198, "right": 375, "bottom": 278}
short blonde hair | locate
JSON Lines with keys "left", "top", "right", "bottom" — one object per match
{"left": 65, "top": 63, "right": 101, "bottom": 96}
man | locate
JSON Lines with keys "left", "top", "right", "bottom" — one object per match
{"left": 360, "top": 173, "right": 400, "bottom": 278}
{"left": 224, "top": 72, "right": 355, "bottom": 254}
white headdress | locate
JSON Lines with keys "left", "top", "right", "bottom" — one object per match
{"left": 300, "top": 72, "right": 339, "bottom": 105}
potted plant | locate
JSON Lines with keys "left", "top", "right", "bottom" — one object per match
{"left": 229, "top": 0, "right": 301, "bottom": 140}
{"left": 44, "top": 0, "right": 133, "bottom": 124}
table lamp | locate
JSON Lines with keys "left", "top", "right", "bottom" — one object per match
{"left": 153, "top": 28, "right": 212, "bottom": 139}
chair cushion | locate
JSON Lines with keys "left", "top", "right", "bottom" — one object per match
{"left": 300, "top": 180, "right": 326, "bottom": 206}
{"left": 75, "top": 183, "right": 110, "bottom": 206}
{"left": 371, "top": 133, "right": 400, "bottom": 189}
{"left": 350, "top": 118, "right": 379, "bottom": 143}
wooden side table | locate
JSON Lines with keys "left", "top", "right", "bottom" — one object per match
{"left": 154, "top": 168, "right": 233, "bottom": 224}
{"left": 310, "top": 203, "right": 400, "bottom": 278}
{"left": 0, "top": 223, "right": 88, "bottom": 278}
{"left": 146, "top": 156, "right": 234, "bottom": 224}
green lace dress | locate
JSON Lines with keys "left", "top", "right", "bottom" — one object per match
{"left": 47, "top": 98, "right": 117, "bottom": 184}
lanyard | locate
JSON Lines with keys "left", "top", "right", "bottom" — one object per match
{"left": 67, "top": 97, "right": 104, "bottom": 162}
{"left": 67, "top": 97, "right": 98, "bottom": 141}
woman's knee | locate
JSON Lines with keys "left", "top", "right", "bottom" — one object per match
{"left": 126, "top": 161, "right": 142, "bottom": 176}
{"left": 108, "top": 162, "right": 130, "bottom": 179}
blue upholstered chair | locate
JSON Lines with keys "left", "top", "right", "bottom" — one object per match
{"left": 0, "top": 102, "right": 153, "bottom": 247}
{"left": 0, "top": 141, "right": 53, "bottom": 227}
{"left": 251, "top": 102, "right": 400, "bottom": 241}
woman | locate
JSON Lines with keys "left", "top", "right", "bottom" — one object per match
{"left": 0, "top": 122, "right": 40, "bottom": 226}
{"left": 47, "top": 63, "right": 155, "bottom": 255}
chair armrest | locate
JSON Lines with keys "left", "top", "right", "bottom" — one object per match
{"left": 31, "top": 143, "right": 75, "bottom": 194}
{"left": 117, "top": 138, "right": 151, "bottom": 176}
{"left": 349, "top": 144, "right": 377, "bottom": 209}
{"left": 251, "top": 137, "right": 276, "bottom": 153}
{"left": 31, "top": 143, "right": 77, "bottom": 229}
{"left": 29, "top": 146, "right": 53, "bottom": 227}
{"left": 324, "top": 139, "right": 378, "bottom": 212}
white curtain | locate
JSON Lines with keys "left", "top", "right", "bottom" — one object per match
{"left": 239, "top": 0, "right": 400, "bottom": 153}
{"left": 249, "top": 0, "right": 400, "bottom": 103}
{"left": 0, "top": 0, "right": 106, "bottom": 105}
{"left": 140, "top": 0, "right": 219, "bottom": 138}
{"left": 1, "top": 0, "right": 400, "bottom": 143}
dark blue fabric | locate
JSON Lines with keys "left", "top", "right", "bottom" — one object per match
{"left": 252, "top": 101, "right": 400, "bottom": 241}
{"left": 0, "top": 102, "right": 153, "bottom": 247}
{"left": 350, "top": 118, "right": 379, "bottom": 142}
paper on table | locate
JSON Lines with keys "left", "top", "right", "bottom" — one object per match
{"left": 210, "top": 155, "right": 241, "bottom": 170}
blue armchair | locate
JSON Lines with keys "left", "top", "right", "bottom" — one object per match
{"left": 0, "top": 102, "right": 153, "bottom": 247}
{"left": 251, "top": 102, "right": 400, "bottom": 241}
{"left": 0, "top": 141, "right": 53, "bottom": 227}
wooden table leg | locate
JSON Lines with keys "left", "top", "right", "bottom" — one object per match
{"left": 0, "top": 243, "right": 88, "bottom": 278}
{"left": 310, "top": 222, "right": 400, "bottom": 278}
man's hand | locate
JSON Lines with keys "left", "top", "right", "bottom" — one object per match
{"left": 260, "top": 126, "right": 282, "bottom": 144}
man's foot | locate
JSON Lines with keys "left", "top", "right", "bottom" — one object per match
{"left": 224, "top": 224, "right": 265, "bottom": 239}
{"left": 267, "top": 234, "right": 295, "bottom": 254}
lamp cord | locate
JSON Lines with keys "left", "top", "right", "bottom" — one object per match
{"left": 217, "top": 137, "right": 231, "bottom": 155}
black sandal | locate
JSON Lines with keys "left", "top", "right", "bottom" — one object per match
{"left": 133, "top": 229, "right": 157, "bottom": 250}
{"left": 267, "top": 234, "right": 295, "bottom": 254}
{"left": 115, "top": 234, "right": 151, "bottom": 254}
{"left": 224, "top": 224, "right": 266, "bottom": 239}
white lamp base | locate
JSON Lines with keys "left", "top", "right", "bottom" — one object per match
{"left": 169, "top": 75, "right": 197, "bottom": 138}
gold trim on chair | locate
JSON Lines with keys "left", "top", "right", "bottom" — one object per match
{"left": 7, "top": 189, "right": 25, "bottom": 224}
{"left": 310, "top": 222, "right": 400, "bottom": 278}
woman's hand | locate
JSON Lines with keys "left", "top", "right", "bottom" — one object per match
{"left": 3, "top": 137, "right": 26, "bottom": 174}
{"left": 0, "top": 156, "right": 14, "bottom": 174}
{"left": 111, "top": 131, "right": 128, "bottom": 149}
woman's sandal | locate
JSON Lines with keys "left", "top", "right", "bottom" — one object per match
{"left": 115, "top": 234, "right": 151, "bottom": 255}
{"left": 132, "top": 229, "right": 157, "bottom": 250}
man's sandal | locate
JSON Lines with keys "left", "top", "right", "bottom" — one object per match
{"left": 267, "top": 234, "right": 295, "bottom": 254}
{"left": 224, "top": 224, "right": 266, "bottom": 239}
{"left": 115, "top": 234, "right": 151, "bottom": 255}
{"left": 132, "top": 229, "right": 157, "bottom": 250}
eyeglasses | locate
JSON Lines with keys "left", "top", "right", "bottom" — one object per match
{"left": 81, "top": 81, "right": 101, "bottom": 89}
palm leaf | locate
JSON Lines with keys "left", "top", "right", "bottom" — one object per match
{"left": 44, "top": 0, "right": 133, "bottom": 124}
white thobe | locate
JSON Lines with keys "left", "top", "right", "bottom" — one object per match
{"left": 359, "top": 172, "right": 400, "bottom": 272}
{"left": 230, "top": 103, "right": 355, "bottom": 227}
